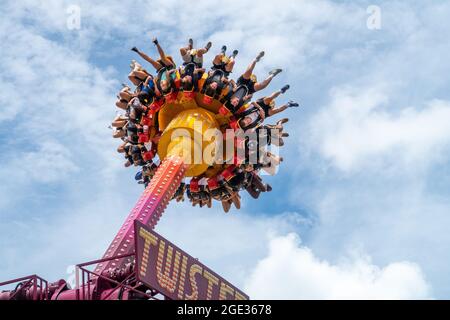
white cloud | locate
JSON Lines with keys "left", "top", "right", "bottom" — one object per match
{"left": 157, "top": 205, "right": 308, "bottom": 286}
{"left": 21, "top": 140, "right": 79, "bottom": 183}
{"left": 245, "top": 233, "right": 431, "bottom": 299}
{"left": 309, "top": 87, "right": 450, "bottom": 171}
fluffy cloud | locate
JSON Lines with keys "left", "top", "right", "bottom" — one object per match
{"left": 19, "top": 140, "right": 79, "bottom": 183}
{"left": 245, "top": 234, "right": 431, "bottom": 299}
{"left": 309, "top": 87, "right": 450, "bottom": 171}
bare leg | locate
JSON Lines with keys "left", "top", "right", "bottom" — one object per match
{"left": 263, "top": 90, "right": 282, "bottom": 105}
{"left": 196, "top": 45, "right": 210, "bottom": 58}
{"left": 254, "top": 75, "right": 275, "bottom": 92}
{"left": 242, "top": 51, "right": 264, "bottom": 79}
{"left": 154, "top": 39, "right": 174, "bottom": 67}
{"left": 116, "top": 100, "right": 127, "bottom": 110}
{"left": 268, "top": 104, "right": 289, "bottom": 117}
{"left": 231, "top": 192, "right": 241, "bottom": 209}
{"left": 128, "top": 73, "right": 142, "bottom": 86}
{"left": 180, "top": 46, "right": 190, "bottom": 57}
{"left": 225, "top": 57, "right": 235, "bottom": 72}
{"left": 133, "top": 70, "right": 149, "bottom": 81}
{"left": 134, "top": 49, "right": 162, "bottom": 71}
{"left": 119, "top": 91, "right": 132, "bottom": 101}
{"left": 113, "top": 129, "right": 126, "bottom": 139}
{"left": 117, "top": 142, "right": 127, "bottom": 153}
{"left": 112, "top": 119, "right": 127, "bottom": 128}
{"left": 242, "top": 59, "right": 257, "bottom": 80}
{"left": 213, "top": 53, "right": 225, "bottom": 65}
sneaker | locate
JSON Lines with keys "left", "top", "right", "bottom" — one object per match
{"left": 288, "top": 100, "right": 299, "bottom": 108}
{"left": 231, "top": 49, "right": 239, "bottom": 58}
{"left": 205, "top": 41, "right": 212, "bottom": 51}
{"left": 131, "top": 47, "right": 139, "bottom": 53}
{"left": 255, "top": 51, "right": 265, "bottom": 62}
{"left": 269, "top": 68, "right": 282, "bottom": 77}
{"left": 221, "top": 45, "right": 227, "bottom": 54}
{"left": 135, "top": 170, "right": 143, "bottom": 181}
{"left": 277, "top": 118, "right": 289, "bottom": 126}
{"left": 280, "top": 84, "right": 290, "bottom": 94}
{"left": 152, "top": 37, "right": 158, "bottom": 45}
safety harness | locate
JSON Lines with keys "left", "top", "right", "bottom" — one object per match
{"left": 200, "top": 69, "right": 228, "bottom": 100}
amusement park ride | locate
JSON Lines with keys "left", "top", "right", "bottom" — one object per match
{"left": 0, "top": 41, "right": 292, "bottom": 300}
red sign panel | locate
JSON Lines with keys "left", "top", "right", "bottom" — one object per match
{"left": 134, "top": 221, "right": 249, "bottom": 300}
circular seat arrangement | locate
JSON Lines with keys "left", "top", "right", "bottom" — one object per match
{"left": 112, "top": 38, "right": 299, "bottom": 212}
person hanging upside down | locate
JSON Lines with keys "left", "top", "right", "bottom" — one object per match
{"left": 211, "top": 45, "right": 238, "bottom": 77}
{"left": 179, "top": 62, "right": 205, "bottom": 99}
{"left": 202, "top": 71, "right": 235, "bottom": 104}
{"left": 116, "top": 84, "right": 133, "bottom": 110}
{"left": 221, "top": 51, "right": 281, "bottom": 114}
{"left": 232, "top": 101, "right": 267, "bottom": 131}
{"left": 127, "top": 92, "right": 150, "bottom": 123}
{"left": 237, "top": 51, "right": 282, "bottom": 97}
{"left": 156, "top": 68, "right": 181, "bottom": 102}
{"left": 180, "top": 38, "right": 212, "bottom": 68}
{"left": 243, "top": 170, "right": 272, "bottom": 199}
{"left": 258, "top": 118, "right": 290, "bottom": 147}
{"left": 255, "top": 85, "right": 299, "bottom": 118}
{"left": 221, "top": 85, "right": 252, "bottom": 114}
{"left": 137, "top": 75, "right": 157, "bottom": 99}
{"left": 128, "top": 60, "right": 152, "bottom": 86}
{"left": 131, "top": 37, "right": 176, "bottom": 72}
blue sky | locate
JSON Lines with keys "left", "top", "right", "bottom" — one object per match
{"left": 1, "top": 0, "right": 450, "bottom": 299}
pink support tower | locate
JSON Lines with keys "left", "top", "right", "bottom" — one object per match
{"left": 94, "top": 156, "right": 186, "bottom": 276}
{"left": 0, "top": 156, "right": 187, "bottom": 300}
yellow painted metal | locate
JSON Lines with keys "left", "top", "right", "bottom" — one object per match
{"left": 158, "top": 92, "right": 198, "bottom": 131}
{"left": 158, "top": 107, "right": 220, "bottom": 177}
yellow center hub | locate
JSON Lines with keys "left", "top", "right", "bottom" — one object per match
{"left": 158, "top": 106, "right": 220, "bottom": 177}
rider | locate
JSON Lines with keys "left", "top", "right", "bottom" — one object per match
{"left": 180, "top": 38, "right": 212, "bottom": 68}
{"left": 236, "top": 102, "right": 266, "bottom": 131}
{"left": 128, "top": 60, "right": 152, "bottom": 87}
{"left": 179, "top": 62, "right": 205, "bottom": 99}
{"left": 116, "top": 84, "right": 133, "bottom": 110}
{"left": 132, "top": 37, "right": 176, "bottom": 72}
{"left": 220, "top": 51, "right": 279, "bottom": 115}
{"left": 211, "top": 45, "right": 238, "bottom": 77}
{"left": 243, "top": 169, "right": 272, "bottom": 199}
{"left": 221, "top": 85, "right": 252, "bottom": 114}
{"left": 137, "top": 75, "right": 157, "bottom": 100}
{"left": 201, "top": 70, "right": 236, "bottom": 105}
{"left": 236, "top": 51, "right": 282, "bottom": 98}
{"left": 156, "top": 68, "right": 181, "bottom": 103}
{"left": 255, "top": 85, "right": 299, "bottom": 118}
